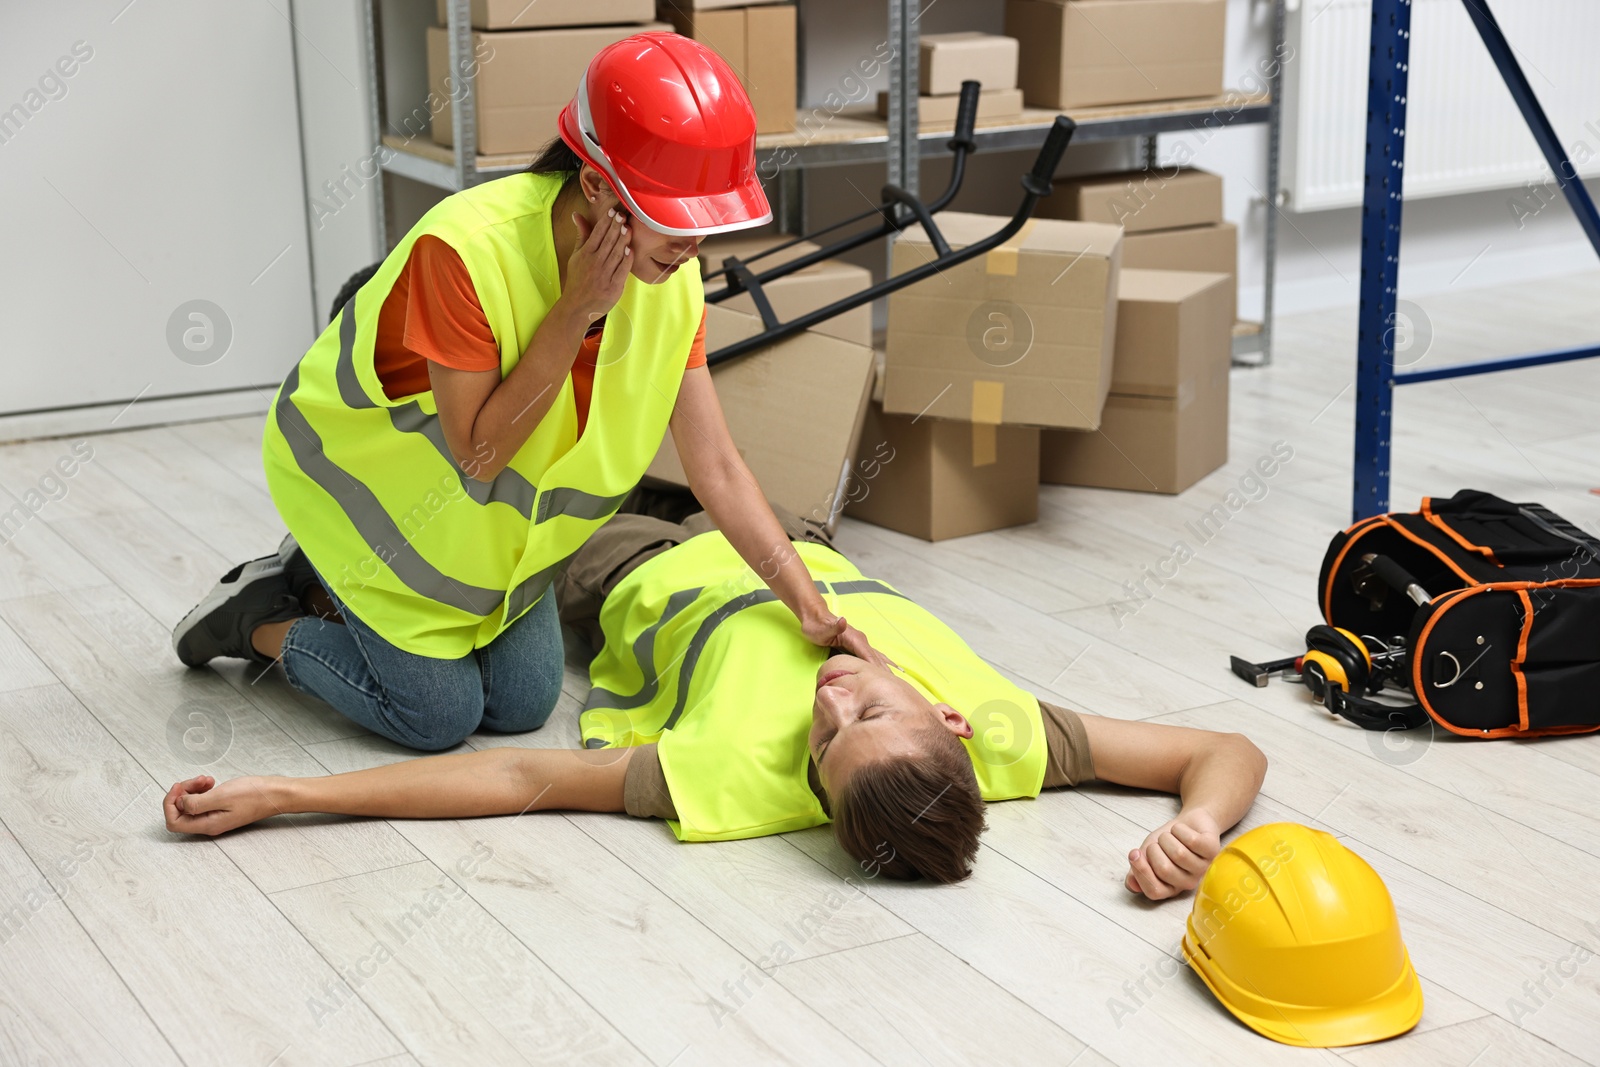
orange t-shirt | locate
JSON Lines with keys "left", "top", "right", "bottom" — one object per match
{"left": 373, "top": 235, "right": 706, "bottom": 437}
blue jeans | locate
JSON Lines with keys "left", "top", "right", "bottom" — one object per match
{"left": 280, "top": 577, "right": 564, "bottom": 751}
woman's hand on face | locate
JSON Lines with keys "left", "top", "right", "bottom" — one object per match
{"left": 801, "top": 611, "right": 898, "bottom": 671}
{"left": 163, "top": 775, "right": 279, "bottom": 836}
{"left": 564, "top": 207, "right": 632, "bottom": 326}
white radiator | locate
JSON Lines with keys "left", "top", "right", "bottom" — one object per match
{"left": 1281, "top": 0, "right": 1600, "bottom": 212}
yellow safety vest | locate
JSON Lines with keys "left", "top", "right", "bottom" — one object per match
{"left": 581, "top": 532, "right": 1047, "bottom": 841}
{"left": 263, "top": 173, "right": 702, "bottom": 657}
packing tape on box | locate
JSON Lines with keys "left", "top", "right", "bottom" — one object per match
{"left": 970, "top": 380, "right": 1004, "bottom": 467}
{"left": 1116, "top": 379, "right": 1175, "bottom": 399}
{"left": 972, "top": 424, "right": 997, "bottom": 466}
{"left": 1178, "top": 377, "right": 1197, "bottom": 410}
{"left": 983, "top": 219, "right": 1037, "bottom": 276}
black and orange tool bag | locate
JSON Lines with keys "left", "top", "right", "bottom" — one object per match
{"left": 1319, "top": 490, "right": 1600, "bottom": 738}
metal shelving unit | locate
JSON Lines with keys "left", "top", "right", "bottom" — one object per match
{"left": 363, "top": 0, "right": 1285, "bottom": 362}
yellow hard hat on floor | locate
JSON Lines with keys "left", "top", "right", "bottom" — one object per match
{"left": 1180, "top": 822, "right": 1423, "bottom": 1048}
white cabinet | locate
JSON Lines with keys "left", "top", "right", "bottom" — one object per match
{"left": 0, "top": 1, "right": 316, "bottom": 417}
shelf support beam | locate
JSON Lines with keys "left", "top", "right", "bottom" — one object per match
{"left": 1352, "top": 0, "right": 1412, "bottom": 521}
{"left": 886, "top": 0, "right": 919, "bottom": 198}
{"left": 361, "top": 0, "right": 389, "bottom": 252}
{"left": 1260, "top": 0, "right": 1285, "bottom": 366}
{"left": 445, "top": 0, "right": 478, "bottom": 192}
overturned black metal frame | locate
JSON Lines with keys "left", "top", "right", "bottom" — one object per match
{"left": 702, "top": 80, "right": 1078, "bottom": 368}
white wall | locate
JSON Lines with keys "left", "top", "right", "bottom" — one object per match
{"left": 290, "top": 0, "right": 385, "bottom": 326}
{"left": 0, "top": 1, "right": 317, "bottom": 420}
{"left": 291, "top": 0, "right": 448, "bottom": 306}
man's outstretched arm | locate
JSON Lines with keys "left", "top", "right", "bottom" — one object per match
{"left": 163, "top": 746, "right": 634, "bottom": 836}
{"left": 1077, "top": 715, "right": 1268, "bottom": 900}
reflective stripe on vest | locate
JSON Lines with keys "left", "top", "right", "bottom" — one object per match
{"left": 580, "top": 533, "right": 1047, "bottom": 841}
{"left": 329, "top": 293, "right": 540, "bottom": 518}
{"left": 262, "top": 172, "right": 702, "bottom": 657}
{"left": 274, "top": 358, "right": 505, "bottom": 617}
{"left": 581, "top": 577, "right": 908, "bottom": 746}
{"left": 271, "top": 299, "right": 634, "bottom": 624}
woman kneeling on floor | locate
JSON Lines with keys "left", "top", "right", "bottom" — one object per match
{"left": 171, "top": 32, "right": 889, "bottom": 751}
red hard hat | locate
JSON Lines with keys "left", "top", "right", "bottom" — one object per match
{"left": 558, "top": 32, "right": 772, "bottom": 237}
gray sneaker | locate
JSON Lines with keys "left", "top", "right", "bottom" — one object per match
{"left": 173, "top": 554, "right": 302, "bottom": 667}
{"left": 277, "top": 532, "right": 324, "bottom": 608}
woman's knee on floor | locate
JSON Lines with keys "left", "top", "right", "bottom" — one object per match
{"left": 479, "top": 670, "right": 562, "bottom": 734}
{"left": 479, "top": 592, "right": 566, "bottom": 734}
{"left": 374, "top": 677, "right": 485, "bottom": 751}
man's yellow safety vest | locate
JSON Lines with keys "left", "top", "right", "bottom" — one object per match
{"left": 263, "top": 172, "right": 702, "bottom": 657}
{"left": 581, "top": 532, "right": 1047, "bottom": 841}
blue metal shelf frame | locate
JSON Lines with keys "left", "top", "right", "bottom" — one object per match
{"left": 1352, "top": 0, "right": 1600, "bottom": 521}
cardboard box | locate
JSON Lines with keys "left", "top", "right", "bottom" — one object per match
{"left": 882, "top": 212, "right": 1122, "bottom": 430}
{"left": 1040, "top": 267, "right": 1232, "bottom": 493}
{"left": 846, "top": 400, "right": 1040, "bottom": 541}
{"left": 436, "top": 0, "right": 654, "bottom": 29}
{"left": 429, "top": 22, "right": 669, "bottom": 154}
{"left": 1107, "top": 268, "right": 1231, "bottom": 395}
{"left": 875, "top": 88, "right": 1026, "bottom": 127}
{"left": 698, "top": 236, "right": 873, "bottom": 348}
{"left": 1006, "top": 0, "right": 1226, "bottom": 109}
{"left": 919, "top": 32, "right": 1020, "bottom": 96}
{"left": 1121, "top": 221, "right": 1238, "bottom": 320}
{"left": 1038, "top": 368, "right": 1228, "bottom": 493}
{"left": 1040, "top": 168, "right": 1223, "bottom": 234}
{"left": 656, "top": 3, "right": 796, "bottom": 134}
{"left": 644, "top": 304, "right": 875, "bottom": 524}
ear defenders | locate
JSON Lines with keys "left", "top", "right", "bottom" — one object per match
{"left": 1300, "top": 626, "right": 1371, "bottom": 705}
{"left": 1298, "top": 625, "right": 1428, "bottom": 731}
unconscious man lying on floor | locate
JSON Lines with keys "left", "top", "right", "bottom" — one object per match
{"left": 164, "top": 491, "right": 1268, "bottom": 890}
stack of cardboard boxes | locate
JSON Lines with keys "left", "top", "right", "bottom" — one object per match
{"left": 852, "top": 174, "right": 1236, "bottom": 540}
{"left": 655, "top": 0, "right": 797, "bottom": 135}
{"left": 639, "top": 236, "right": 877, "bottom": 525}
{"left": 876, "top": 32, "right": 1024, "bottom": 129}
{"left": 1041, "top": 166, "right": 1237, "bottom": 322}
{"left": 1040, "top": 266, "right": 1232, "bottom": 493}
{"left": 1005, "top": 0, "right": 1226, "bottom": 109}
{"left": 851, "top": 213, "right": 1122, "bottom": 541}
{"left": 428, "top": 0, "right": 796, "bottom": 155}
{"left": 1055, "top": 168, "right": 1238, "bottom": 493}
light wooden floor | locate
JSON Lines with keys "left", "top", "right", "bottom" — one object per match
{"left": 3, "top": 271, "right": 1599, "bottom": 1067}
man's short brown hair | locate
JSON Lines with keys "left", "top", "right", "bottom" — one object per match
{"left": 830, "top": 721, "right": 986, "bottom": 883}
